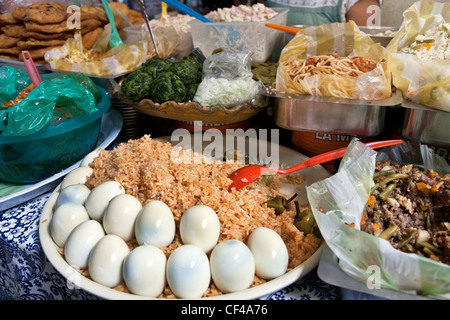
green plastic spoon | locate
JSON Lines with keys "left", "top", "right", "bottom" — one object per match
{"left": 101, "top": 0, "right": 124, "bottom": 48}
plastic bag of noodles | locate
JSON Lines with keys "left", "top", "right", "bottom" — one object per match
{"left": 306, "top": 139, "right": 450, "bottom": 299}
{"left": 387, "top": 0, "right": 450, "bottom": 111}
{"left": 276, "top": 21, "right": 392, "bottom": 100}
{"left": 0, "top": 66, "right": 100, "bottom": 136}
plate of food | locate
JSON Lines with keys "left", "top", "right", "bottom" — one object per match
{"left": 308, "top": 139, "right": 450, "bottom": 299}
{"left": 270, "top": 21, "right": 400, "bottom": 136}
{"left": 119, "top": 52, "right": 269, "bottom": 125}
{"left": 39, "top": 133, "right": 330, "bottom": 299}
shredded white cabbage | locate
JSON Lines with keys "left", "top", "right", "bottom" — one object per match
{"left": 401, "top": 22, "right": 450, "bottom": 61}
{"left": 193, "top": 75, "right": 262, "bottom": 107}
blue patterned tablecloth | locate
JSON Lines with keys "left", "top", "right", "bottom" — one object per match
{"left": 0, "top": 192, "right": 339, "bottom": 300}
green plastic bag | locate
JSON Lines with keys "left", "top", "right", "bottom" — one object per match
{"left": 0, "top": 66, "right": 100, "bottom": 136}
{"left": 0, "top": 67, "right": 32, "bottom": 102}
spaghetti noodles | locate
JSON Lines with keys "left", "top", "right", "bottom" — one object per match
{"left": 286, "top": 55, "right": 378, "bottom": 81}
{"left": 281, "top": 55, "right": 389, "bottom": 99}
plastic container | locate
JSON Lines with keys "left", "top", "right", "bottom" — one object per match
{"left": 0, "top": 88, "right": 111, "bottom": 183}
{"left": 189, "top": 8, "right": 289, "bottom": 63}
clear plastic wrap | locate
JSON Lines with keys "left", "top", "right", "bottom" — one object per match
{"left": 387, "top": 0, "right": 450, "bottom": 112}
{"left": 193, "top": 51, "right": 264, "bottom": 107}
{"left": 44, "top": 29, "right": 148, "bottom": 78}
{"left": 276, "top": 21, "right": 392, "bottom": 100}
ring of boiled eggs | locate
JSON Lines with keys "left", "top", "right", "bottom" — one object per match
{"left": 50, "top": 149, "right": 289, "bottom": 299}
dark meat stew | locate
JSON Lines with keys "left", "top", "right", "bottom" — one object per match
{"left": 362, "top": 160, "right": 449, "bottom": 265}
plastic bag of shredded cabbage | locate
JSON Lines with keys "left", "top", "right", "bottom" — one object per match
{"left": 193, "top": 51, "right": 264, "bottom": 107}
{"left": 387, "top": 0, "right": 450, "bottom": 111}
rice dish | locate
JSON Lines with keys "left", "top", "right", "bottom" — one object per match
{"left": 83, "top": 135, "right": 322, "bottom": 298}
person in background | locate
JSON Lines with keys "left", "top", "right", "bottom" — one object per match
{"left": 266, "top": 0, "right": 382, "bottom": 26}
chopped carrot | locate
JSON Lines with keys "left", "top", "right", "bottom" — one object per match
{"left": 361, "top": 212, "right": 366, "bottom": 225}
{"left": 431, "top": 184, "right": 439, "bottom": 192}
{"left": 367, "top": 195, "right": 377, "bottom": 207}
{"left": 428, "top": 170, "right": 438, "bottom": 178}
{"left": 373, "top": 223, "right": 380, "bottom": 232}
{"left": 416, "top": 182, "right": 429, "bottom": 193}
{"left": 420, "top": 204, "right": 428, "bottom": 211}
{"left": 423, "top": 42, "right": 432, "bottom": 50}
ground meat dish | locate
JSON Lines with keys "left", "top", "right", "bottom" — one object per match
{"left": 361, "top": 160, "right": 450, "bottom": 265}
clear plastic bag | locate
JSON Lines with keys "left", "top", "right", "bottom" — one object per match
{"left": 0, "top": 66, "right": 100, "bottom": 136}
{"left": 387, "top": 0, "right": 450, "bottom": 111}
{"left": 193, "top": 51, "right": 264, "bottom": 107}
{"left": 44, "top": 30, "right": 148, "bottom": 78}
{"left": 276, "top": 21, "right": 392, "bottom": 100}
{"left": 306, "top": 139, "right": 450, "bottom": 299}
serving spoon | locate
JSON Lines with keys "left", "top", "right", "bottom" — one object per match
{"left": 228, "top": 139, "right": 404, "bottom": 191}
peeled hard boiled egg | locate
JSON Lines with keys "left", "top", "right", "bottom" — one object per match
{"left": 84, "top": 181, "right": 125, "bottom": 222}
{"left": 64, "top": 219, "right": 105, "bottom": 269}
{"left": 55, "top": 184, "right": 90, "bottom": 209}
{"left": 210, "top": 239, "right": 255, "bottom": 293}
{"left": 60, "top": 166, "right": 93, "bottom": 190}
{"left": 179, "top": 205, "right": 220, "bottom": 253}
{"left": 88, "top": 234, "right": 130, "bottom": 288}
{"left": 80, "top": 148, "right": 101, "bottom": 167}
{"left": 135, "top": 200, "right": 175, "bottom": 247}
{"left": 50, "top": 202, "right": 90, "bottom": 247}
{"left": 123, "top": 245, "right": 166, "bottom": 297}
{"left": 166, "top": 244, "right": 210, "bottom": 299}
{"left": 103, "top": 194, "right": 142, "bottom": 242}
{"left": 247, "top": 227, "right": 289, "bottom": 280}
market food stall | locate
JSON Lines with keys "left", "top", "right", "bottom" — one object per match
{"left": 0, "top": 0, "right": 448, "bottom": 302}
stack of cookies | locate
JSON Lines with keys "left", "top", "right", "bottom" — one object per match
{"left": 0, "top": 1, "right": 145, "bottom": 64}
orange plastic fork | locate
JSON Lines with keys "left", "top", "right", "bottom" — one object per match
{"left": 265, "top": 23, "right": 301, "bottom": 34}
{"left": 228, "top": 139, "right": 404, "bottom": 191}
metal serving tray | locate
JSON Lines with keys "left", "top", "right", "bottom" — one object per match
{"left": 266, "top": 87, "right": 403, "bottom": 136}
{"left": 400, "top": 100, "right": 450, "bottom": 147}
{"left": 290, "top": 25, "right": 397, "bottom": 47}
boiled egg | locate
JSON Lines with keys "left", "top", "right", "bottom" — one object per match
{"left": 64, "top": 219, "right": 105, "bottom": 269}
{"left": 247, "top": 227, "right": 289, "bottom": 280}
{"left": 60, "top": 166, "right": 93, "bottom": 190}
{"left": 55, "top": 183, "right": 90, "bottom": 209}
{"left": 50, "top": 202, "right": 90, "bottom": 247}
{"left": 179, "top": 205, "right": 220, "bottom": 253}
{"left": 134, "top": 200, "right": 175, "bottom": 248}
{"left": 80, "top": 148, "right": 101, "bottom": 167}
{"left": 103, "top": 194, "right": 142, "bottom": 242}
{"left": 123, "top": 245, "right": 166, "bottom": 297}
{"left": 88, "top": 234, "right": 130, "bottom": 288}
{"left": 166, "top": 244, "right": 210, "bottom": 299}
{"left": 84, "top": 181, "right": 125, "bottom": 222}
{"left": 209, "top": 239, "right": 255, "bottom": 293}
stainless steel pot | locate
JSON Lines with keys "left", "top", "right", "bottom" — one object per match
{"left": 269, "top": 89, "right": 403, "bottom": 136}
{"left": 400, "top": 100, "right": 450, "bottom": 147}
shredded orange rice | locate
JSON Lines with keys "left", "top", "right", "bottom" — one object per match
{"left": 83, "top": 135, "right": 321, "bottom": 298}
